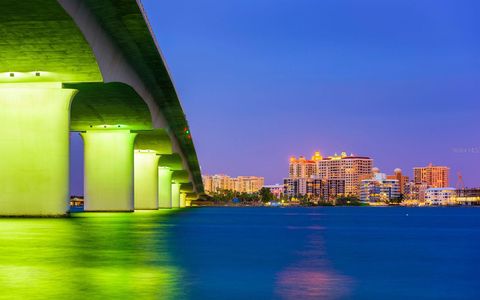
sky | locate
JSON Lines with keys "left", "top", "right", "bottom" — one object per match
{"left": 71, "top": 0, "right": 480, "bottom": 194}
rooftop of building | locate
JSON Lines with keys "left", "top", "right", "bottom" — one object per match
{"left": 290, "top": 151, "right": 371, "bottom": 162}
{"left": 413, "top": 163, "right": 450, "bottom": 169}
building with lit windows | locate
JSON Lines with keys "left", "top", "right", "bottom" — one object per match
{"left": 405, "top": 181, "right": 429, "bottom": 203}
{"left": 387, "top": 168, "right": 409, "bottom": 194}
{"left": 425, "top": 187, "right": 456, "bottom": 206}
{"left": 453, "top": 188, "right": 480, "bottom": 205}
{"left": 284, "top": 177, "right": 345, "bottom": 200}
{"left": 288, "top": 155, "right": 317, "bottom": 178}
{"left": 360, "top": 172, "right": 400, "bottom": 203}
{"left": 234, "top": 176, "right": 265, "bottom": 193}
{"left": 414, "top": 163, "right": 449, "bottom": 188}
{"left": 315, "top": 152, "right": 373, "bottom": 196}
{"left": 202, "top": 175, "right": 264, "bottom": 194}
{"left": 283, "top": 178, "right": 299, "bottom": 198}
{"left": 202, "top": 174, "right": 232, "bottom": 193}
{"left": 288, "top": 151, "right": 372, "bottom": 197}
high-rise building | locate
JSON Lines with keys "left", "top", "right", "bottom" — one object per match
{"left": 322, "top": 179, "right": 346, "bottom": 200}
{"left": 202, "top": 174, "right": 233, "bottom": 193}
{"left": 413, "top": 163, "right": 449, "bottom": 188}
{"left": 202, "top": 175, "right": 264, "bottom": 194}
{"left": 316, "top": 152, "right": 373, "bottom": 196}
{"left": 306, "top": 178, "right": 323, "bottom": 197}
{"left": 387, "top": 168, "right": 409, "bottom": 194}
{"left": 283, "top": 178, "right": 299, "bottom": 198}
{"left": 284, "top": 177, "right": 345, "bottom": 201}
{"left": 288, "top": 155, "right": 317, "bottom": 178}
{"left": 360, "top": 172, "right": 400, "bottom": 203}
{"left": 235, "top": 176, "right": 265, "bottom": 193}
{"left": 287, "top": 151, "right": 372, "bottom": 197}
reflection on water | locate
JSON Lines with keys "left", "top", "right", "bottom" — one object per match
{"left": 0, "top": 210, "right": 184, "bottom": 299}
{"left": 1, "top": 207, "right": 479, "bottom": 299}
{"left": 276, "top": 226, "right": 352, "bottom": 299}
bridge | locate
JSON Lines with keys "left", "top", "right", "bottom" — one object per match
{"left": 0, "top": 0, "right": 203, "bottom": 215}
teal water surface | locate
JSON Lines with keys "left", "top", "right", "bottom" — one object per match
{"left": 0, "top": 207, "right": 479, "bottom": 299}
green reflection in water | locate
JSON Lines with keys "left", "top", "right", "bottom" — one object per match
{"left": 0, "top": 210, "right": 184, "bottom": 299}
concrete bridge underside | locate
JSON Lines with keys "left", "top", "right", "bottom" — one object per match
{"left": 0, "top": 0, "right": 203, "bottom": 215}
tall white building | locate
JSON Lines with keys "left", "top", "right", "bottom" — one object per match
{"left": 315, "top": 152, "right": 373, "bottom": 196}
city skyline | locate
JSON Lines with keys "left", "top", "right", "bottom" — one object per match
{"left": 200, "top": 150, "right": 454, "bottom": 187}
{"left": 139, "top": 0, "right": 479, "bottom": 188}
{"left": 69, "top": 0, "right": 480, "bottom": 195}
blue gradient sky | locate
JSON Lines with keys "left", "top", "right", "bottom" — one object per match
{"left": 70, "top": 0, "right": 480, "bottom": 194}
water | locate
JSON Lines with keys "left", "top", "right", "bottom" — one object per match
{"left": 0, "top": 207, "right": 479, "bottom": 299}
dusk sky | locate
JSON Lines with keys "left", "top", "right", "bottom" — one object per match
{"left": 71, "top": 0, "right": 479, "bottom": 194}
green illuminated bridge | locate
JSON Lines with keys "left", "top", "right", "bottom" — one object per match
{"left": 0, "top": 0, "right": 203, "bottom": 215}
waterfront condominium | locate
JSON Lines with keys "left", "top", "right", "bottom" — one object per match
{"left": 424, "top": 187, "right": 456, "bottom": 206}
{"left": 286, "top": 151, "right": 373, "bottom": 197}
{"left": 315, "top": 152, "right": 373, "bottom": 196}
{"left": 202, "top": 174, "right": 265, "bottom": 194}
{"left": 288, "top": 154, "right": 319, "bottom": 178}
{"left": 386, "top": 168, "right": 409, "bottom": 194}
{"left": 360, "top": 172, "right": 400, "bottom": 203}
{"left": 413, "top": 163, "right": 450, "bottom": 188}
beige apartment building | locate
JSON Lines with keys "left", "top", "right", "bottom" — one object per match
{"left": 316, "top": 152, "right": 373, "bottom": 196}
{"left": 413, "top": 163, "right": 449, "bottom": 188}
{"left": 288, "top": 155, "right": 316, "bottom": 178}
{"left": 202, "top": 174, "right": 265, "bottom": 194}
{"left": 288, "top": 151, "right": 373, "bottom": 196}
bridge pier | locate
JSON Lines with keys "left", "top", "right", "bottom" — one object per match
{"left": 134, "top": 151, "right": 160, "bottom": 210}
{"left": 158, "top": 167, "right": 173, "bottom": 208}
{"left": 171, "top": 183, "right": 181, "bottom": 208}
{"left": 82, "top": 130, "right": 137, "bottom": 211}
{"left": 0, "top": 84, "right": 76, "bottom": 216}
{"left": 180, "top": 192, "right": 187, "bottom": 208}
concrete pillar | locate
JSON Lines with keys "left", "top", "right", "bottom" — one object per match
{"left": 158, "top": 167, "right": 173, "bottom": 208}
{"left": 171, "top": 183, "right": 181, "bottom": 208}
{"left": 0, "top": 84, "right": 76, "bottom": 216}
{"left": 134, "top": 151, "right": 160, "bottom": 210}
{"left": 82, "top": 130, "right": 137, "bottom": 211}
{"left": 180, "top": 192, "right": 187, "bottom": 208}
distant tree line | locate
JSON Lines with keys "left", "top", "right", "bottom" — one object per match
{"left": 208, "top": 190, "right": 406, "bottom": 206}
{"left": 209, "top": 188, "right": 275, "bottom": 205}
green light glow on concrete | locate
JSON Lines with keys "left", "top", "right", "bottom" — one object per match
{"left": 0, "top": 84, "right": 76, "bottom": 215}
{"left": 67, "top": 82, "right": 152, "bottom": 132}
{"left": 171, "top": 183, "right": 181, "bottom": 208}
{"left": 134, "top": 152, "right": 160, "bottom": 210}
{"left": 0, "top": 1, "right": 102, "bottom": 83}
{"left": 158, "top": 167, "right": 173, "bottom": 208}
{"left": 180, "top": 193, "right": 186, "bottom": 208}
{"left": 82, "top": 130, "right": 137, "bottom": 211}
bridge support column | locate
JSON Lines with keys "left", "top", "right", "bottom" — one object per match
{"left": 171, "top": 183, "right": 181, "bottom": 208}
{"left": 180, "top": 193, "right": 187, "bottom": 208}
{"left": 134, "top": 151, "right": 160, "bottom": 210}
{"left": 0, "top": 84, "right": 76, "bottom": 216}
{"left": 158, "top": 167, "right": 173, "bottom": 208}
{"left": 82, "top": 130, "right": 137, "bottom": 211}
